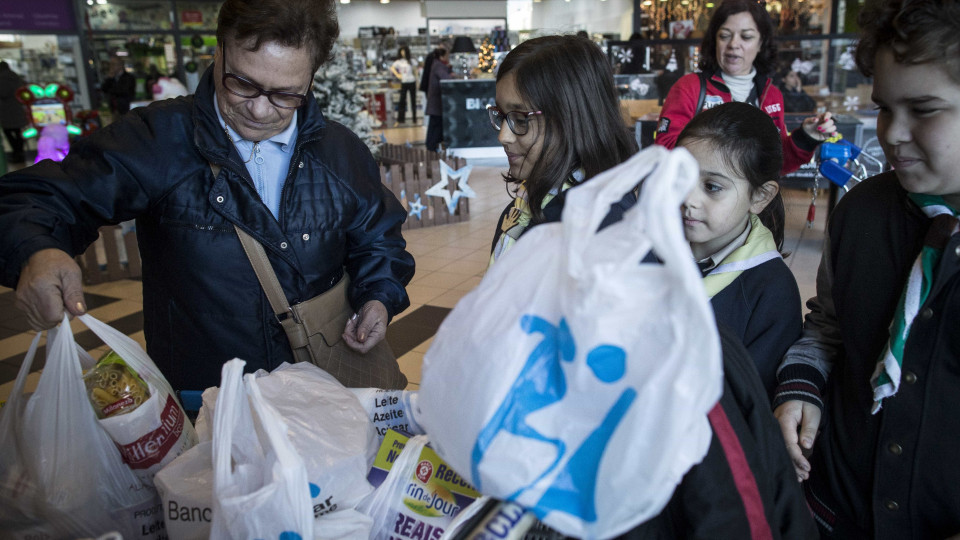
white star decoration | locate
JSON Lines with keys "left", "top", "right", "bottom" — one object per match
{"left": 408, "top": 193, "right": 426, "bottom": 220}
{"left": 425, "top": 161, "right": 476, "bottom": 215}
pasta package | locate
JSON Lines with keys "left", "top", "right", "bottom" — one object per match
{"left": 85, "top": 350, "right": 198, "bottom": 487}
{"left": 84, "top": 350, "right": 151, "bottom": 419}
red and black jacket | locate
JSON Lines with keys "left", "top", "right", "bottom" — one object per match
{"left": 654, "top": 70, "right": 819, "bottom": 175}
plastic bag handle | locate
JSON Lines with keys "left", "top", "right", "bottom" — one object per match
{"left": 562, "top": 147, "right": 666, "bottom": 258}
{"left": 78, "top": 313, "right": 176, "bottom": 400}
{"left": 212, "top": 359, "right": 246, "bottom": 492}
{"left": 242, "top": 373, "right": 302, "bottom": 478}
{"left": 2, "top": 332, "right": 42, "bottom": 410}
{"left": 635, "top": 147, "right": 704, "bottom": 286}
{"left": 562, "top": 146, "right": 700, "bottom": 280}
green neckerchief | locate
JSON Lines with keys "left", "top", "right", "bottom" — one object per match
{"left": 870, "top": 193, "right": 959, "bottom": 413}
{"left": 702, "top": 214, "right": 781, "bottom": 298}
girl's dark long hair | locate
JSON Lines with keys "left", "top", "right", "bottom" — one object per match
{"left": 496, "top": 34, "right": 637, "bottom": 222}
{"left": 698, "top": 0, "right": 778, "bottom": 78}
{"left": 677, "top": 102, "right": 786, "bottom": 251}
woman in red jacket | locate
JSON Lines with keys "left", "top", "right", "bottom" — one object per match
{"left": 654, "top": 0, "right": 836, "bottom": 175}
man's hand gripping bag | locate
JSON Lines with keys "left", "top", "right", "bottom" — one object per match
{"left": 417, "top": 146, "right": 724, "bottom": 539}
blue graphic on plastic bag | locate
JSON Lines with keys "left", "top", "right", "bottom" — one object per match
{"left": 256, "top": 532, "right": 302, "bottom": 540}
{"left": 471, "top": 315, "right": 636, "bottom": 522}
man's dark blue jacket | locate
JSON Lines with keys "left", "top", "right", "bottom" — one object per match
{"left": 0, "top": 67, "right": 415, "bottom": 391}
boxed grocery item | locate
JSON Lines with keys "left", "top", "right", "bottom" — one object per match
{"left": 361, "top": 430, "right": 479, "bottom": 540}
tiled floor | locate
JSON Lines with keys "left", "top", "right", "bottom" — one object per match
{"left": 0, "top": 123, "right": 828, "bottom": 401}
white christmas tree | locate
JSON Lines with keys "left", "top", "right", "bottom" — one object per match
{"left": 313, "top": 45, "right": 382, "bottom": 157}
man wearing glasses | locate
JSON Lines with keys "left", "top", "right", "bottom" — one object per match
{"left": 0, "top": 0, "right": 414, "bottom": 393}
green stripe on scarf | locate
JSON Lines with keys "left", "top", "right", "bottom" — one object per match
{"left": 870, "top": 193, "right": 959, "bottom": 413}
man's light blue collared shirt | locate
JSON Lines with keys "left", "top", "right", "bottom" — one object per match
{"left": 214, "top": 98, "right": 298, "bottom": 219}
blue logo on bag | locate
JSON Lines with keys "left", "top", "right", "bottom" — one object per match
{"left": 471, "top": 315, "right": 636, "bottom": 522}
{"left": 256, "top": 533, "right": 302, "bottom": 540}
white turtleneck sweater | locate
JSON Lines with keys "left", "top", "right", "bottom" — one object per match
{"left": 721, "top": 68, "right": 757, "bottom": 105}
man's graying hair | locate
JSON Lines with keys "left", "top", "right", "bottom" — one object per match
{"left": 217, "top": 0, "right": 340, "bottom": 73}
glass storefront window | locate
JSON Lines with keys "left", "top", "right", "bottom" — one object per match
{"left": 91, "top": 34, "right": 179, "bottom": 105}
{"left": 636, "top": 0, "right": 830, "bottom": 41}
{"left": 84, "top": 0, "right": 173, "bottom": 31}
{"left": 0, "top": 35, "right": 90, "bottom": 110}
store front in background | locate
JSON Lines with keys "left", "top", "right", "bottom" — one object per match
{"left": 0, "top": 0, "right": 91, "bottom": 160}
{"left": 83, "top": 0, "right": 221, "bottom": 110}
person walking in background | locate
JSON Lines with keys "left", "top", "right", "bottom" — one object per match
{"left": 144, "top": 63, "right": 163, "bottom": 100}
{"left": 419, "top": 37, "right": 450, "bottom": 99}
{"left": 101, "top": 56, "right": 136, "bottom": 117}
{"left": 424, "top": 47, "right": 451, "bottom": 152}
{"left": 390, "top": 45, "right": 417, "bottom": 125}
{"left": 0, "top": 61, "right": 27, "bottom": 164}
{"left": 654, "top": 0, "right": 836, "bottom": 175}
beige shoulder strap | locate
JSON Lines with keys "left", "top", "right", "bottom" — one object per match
{"left": 208, "top": 161, "right": 291, "bottom": 318}
{"left": 234, "top": 224, "right": 291, "bottom": 318}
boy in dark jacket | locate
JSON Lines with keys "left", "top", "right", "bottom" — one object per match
{"left": 774, "top": 0, "right": 960, "bottom": 537}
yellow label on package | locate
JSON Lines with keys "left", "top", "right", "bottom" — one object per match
{"left": 369, "top": 429, "right": 480, "bottom": 539}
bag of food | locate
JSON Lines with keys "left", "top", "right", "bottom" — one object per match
{"left": 418, "top": 146, "right": 724, "bottom": 538}
{"left": 349, "top": 388, "right": 424, "bottom": 440}
{"left": 79, "top": 313, "right": 198, "bottom": 487}
{"left": 359, "top": 429, "right": 480, "bottom": 540}
{"left": 0, "top": 316, "right": 163, "bottom": 539}
{"left": 211, "top": 359, "right": 314, "bottom": 539}
{"left": 166, "top": 361, "right": 378, "bottom": 539}
{"left": 154, "top": 441, "right": 215, "bottom": 540}
{"left": 83, "top": 350, "right": 151, "bottom": 419}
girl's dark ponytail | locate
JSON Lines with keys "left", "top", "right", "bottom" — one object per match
{"left": 759, "top": 190, "right": 786, "bottom": 254}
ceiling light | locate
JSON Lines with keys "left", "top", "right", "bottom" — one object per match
{"left": 341, "top": 0, "right": 350, "bottom": 3}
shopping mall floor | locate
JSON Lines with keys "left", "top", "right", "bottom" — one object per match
{"left": 0, "top": 122, "right": 828, "bottom": 399}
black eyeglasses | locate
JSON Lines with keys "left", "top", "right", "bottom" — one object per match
{"left": 220, "top": 46, "right": 308, "bottom": 109}
{"left": 487, "top": 104, "right": 543, "bottom": 136}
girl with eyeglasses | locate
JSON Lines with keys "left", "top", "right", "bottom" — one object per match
{"left": 487, "top": 34, "right": 637, "bottom": 264}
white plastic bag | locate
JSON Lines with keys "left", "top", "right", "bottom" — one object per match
{"left": 0, "top": 316, "right": 162, "bottom": 539}
{"left": 350, "top": 387, "right": 423, "bottom": 439}
{"left": 154, "top": 441, "right": 214, "bottom": 540}
{"left": 357, "top": 435, "right": 431, "bottom": 540}
{"left": 78, "top": 313, "right": 198, "bottom": 487}
{"left": 418, "top": 146, "right": 724, "bottom": 539}
{"left": 210, "top": 359, "right": 314, "bottom": 539}
{"left": 160, "top": 362, "right": 376, "bottom": 540}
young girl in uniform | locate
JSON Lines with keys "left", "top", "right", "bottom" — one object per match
{"left": 487, "top": 34, "right": 637, "bottom": 263}
{"left": 678, "top": 101, "right": 802, "bottom": 399}
{"left": 774, "top": 0, "right": 960, "bottom": 536}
